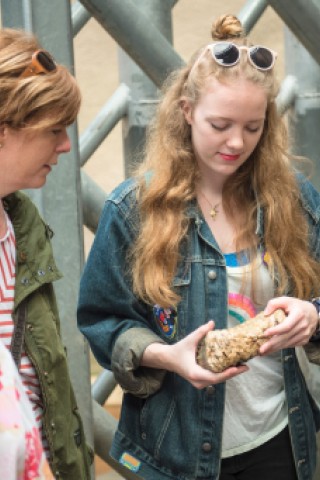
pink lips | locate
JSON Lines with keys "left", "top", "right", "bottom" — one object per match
{"left": 219, "top": 153, "right": 241, "bottom": 161}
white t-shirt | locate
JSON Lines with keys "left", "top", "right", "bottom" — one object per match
{"left": 221, "top": 250, "right": 288, "bottom": 458}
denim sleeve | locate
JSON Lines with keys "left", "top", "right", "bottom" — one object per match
{"left": 297, "top": 173, "right": 320, "bottom": 260}
{"left": 77, "top": 186, "right": 166, "bottom": 396}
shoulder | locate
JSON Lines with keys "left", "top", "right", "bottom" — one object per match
{"left": 104, "top": 178, "right": 139, "bottom": 223}
{"left": 3, "top": 191, "right": 50, "bottom": 238}
{"left": 3, "top": 191, "right": 53, "bottom": 239}
{"left": 4, "top": 191, "right": 55, "bottom": 242}
{"left": 4, "top": 191, "right": 39, "bottom": 218}
{"left": 98, "top": 177, "right": 140, "bottom": 233}
{"left": 3, "top": 192, "right": 61, "bottom": 284}
{"left": 107, "top": 177, "right": 139, "bottom": 206}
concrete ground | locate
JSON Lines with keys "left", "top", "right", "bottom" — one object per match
{"left": 96, "top": 474, "right": 123, "bottom": 480}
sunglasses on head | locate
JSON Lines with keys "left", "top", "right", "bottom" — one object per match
{"left": 207, "top": 42, "right": 277, "bottom": 71}
{"left": 19, "top": 49, "right": 57, "bottom": 79}
{"left": 192, "top": 42, "right": 277, "bottom": 74}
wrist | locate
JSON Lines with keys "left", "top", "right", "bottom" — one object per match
{"left": 310, "top": 297, "right": 320, "bottom": 340}
{"left": 141, "top": 342, "right": 172, "bottom": 370}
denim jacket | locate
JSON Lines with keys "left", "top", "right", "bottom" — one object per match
{"left": 78, "top": 175, "right": 320, "bottom": 480}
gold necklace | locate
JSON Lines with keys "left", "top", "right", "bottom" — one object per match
{"left": 199, "top": 191, "right": 220, "bottom": 220}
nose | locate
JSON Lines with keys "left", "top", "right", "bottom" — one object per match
{"left": 226, "top": 127, "right": 244, "bottom": 151}
{"left": 56, "top": 128, "right": 71, "bottom": 153}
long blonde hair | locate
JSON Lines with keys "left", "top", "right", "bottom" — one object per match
{"left": 131, "top": 14, "right": 320, "bottom": 308}
{"left": 0, "top": 28, "right": 81, "bottom": 129}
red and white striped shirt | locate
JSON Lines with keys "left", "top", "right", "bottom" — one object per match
{"left": 0, "top": 211, "right": 49, "bottom": 455}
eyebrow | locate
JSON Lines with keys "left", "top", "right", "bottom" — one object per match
{"left": 208, "top": 116, "right": 265, "bottom": 123}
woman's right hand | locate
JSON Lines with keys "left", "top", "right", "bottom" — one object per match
{"left": 141, "top": 321, "right": 248, "bottom": 389}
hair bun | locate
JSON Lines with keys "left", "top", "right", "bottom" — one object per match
{"left": 211, "top": 14, "right": 244, "bottom": 41}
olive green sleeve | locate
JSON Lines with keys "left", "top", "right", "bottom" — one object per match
{"left": 111, "top": 327, "right": 167, "bottom": 398}
{"left": 304, "top": 342, "right": 320, "bottom": 365}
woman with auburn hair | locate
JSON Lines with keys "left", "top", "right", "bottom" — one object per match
{"left": 0, "top": 28, "right": 92, "bottom": 478}
{"left": 78, "top": 14, "right": 320, "bottom": 480}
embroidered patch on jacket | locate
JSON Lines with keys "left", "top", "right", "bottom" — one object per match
{"left": 119, "top": 452, "right": 141, "bottom": 472}
{"left": 153, "top": 304, "right": 177, "bottom": 339}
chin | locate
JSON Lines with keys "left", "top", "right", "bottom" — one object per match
{"left": 29, "top": 178, "right": 47, "bottom": 189}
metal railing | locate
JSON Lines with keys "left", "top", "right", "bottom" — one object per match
{"left": 1, "top": 1, "right": 319, "bottom": 478}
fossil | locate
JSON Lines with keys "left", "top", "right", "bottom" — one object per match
{"left": 197, "top": 309, "right": 286, "bottom": 373}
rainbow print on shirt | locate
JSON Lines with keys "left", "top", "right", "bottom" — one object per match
{"left": 228, "top": 292, "right": 257, "bottom": 323}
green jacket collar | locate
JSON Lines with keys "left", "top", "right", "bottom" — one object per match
{"left": 3, "top": 191, "right": 62, "bottom": 307}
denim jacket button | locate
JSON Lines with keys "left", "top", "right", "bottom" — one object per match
{"left": 202, "top": 442, "right": 212, "bottom": 452}
{"left": 206, "top": 385, "right": 215, "bottom": 395}
{"left": 141, "top": 432, "right": 147, "bottom": 440}
{"left": 208, "top": 270, "right": 217, "bottom": 280}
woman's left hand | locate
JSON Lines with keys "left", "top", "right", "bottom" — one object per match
{"left": 259, "top": 296, "right": 318, "bottom": 355}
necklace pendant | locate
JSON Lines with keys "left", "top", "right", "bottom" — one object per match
{"left": 199, "top": 190, "right": 220, "bottom": 220}
{"left": 210, "top": 205, "right": 219, "bottom": 220}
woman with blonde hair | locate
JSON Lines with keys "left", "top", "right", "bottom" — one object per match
{"left": 78, "top": 14, "right": 320, "bottom": 480}
{"left": 0, "top": 28, "right": 92, "bottom": 478}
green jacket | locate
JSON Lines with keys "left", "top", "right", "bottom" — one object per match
{"left": 3, "top": 191, "right": 93, "bottom": 480}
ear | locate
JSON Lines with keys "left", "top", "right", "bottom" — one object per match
{"left": 180, "top": 97, "right": 193, "bottom": 125}
{"left": 0, "top": 124, "right": 9, "bottom": 142}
